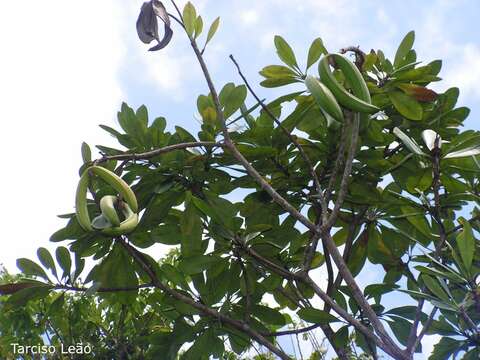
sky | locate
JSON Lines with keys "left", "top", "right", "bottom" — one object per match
{"left": 0, "top": 0, "right": 479, "bottom": 358}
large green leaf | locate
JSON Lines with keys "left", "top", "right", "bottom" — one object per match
{"left": 180, "top": 195, "right": 204, "bottom": 257}
{"left": 252, "top": 305, "right": 286, "bottom": 326}
{"left": 394, "top": 31, "right": 415, "bottom": 67}
{"left": 182, "top": 2, "right": 197, "bottom": 37}
{"left": 55, "top": 246, "right": 72, "bottom": 281}
{"left": 178, "top": 255, "right": 219, "bottom": 275}
{"left": 37, "top": 247, "right": 57, "bottom": 278}
{"left": 297, "top": 307, "right": 339, "bottom": 324}
{"left": 456, "top": 217, "right": 475, "bottom": 270}
{"left": 16, "top": 258, "right": 49, "bottom": 282}
{"left": 274, "top": 35, "right": 298, "bottom": 69}
{"left": 205, "top": 17, "right": 220, "bottom": 46}
{"left": 389, "top": 91, "right": 423, "bottom": 120}
{"left": 306, "top": 38, "right": 327, "bottom": 69}
{"left": 430, "top": 337, "right": 461, "bottom": 360}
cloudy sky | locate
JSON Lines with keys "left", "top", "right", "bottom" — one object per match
{"left": 0, "top": 0, "right": 479, "bottom": 358}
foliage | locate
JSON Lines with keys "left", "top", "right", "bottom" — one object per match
{"left": 1, "top": 1, "right": 479, "bottom": 360}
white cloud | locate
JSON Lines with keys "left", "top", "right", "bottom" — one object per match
{"left": 240, "top": 9, "right": 260, "bottom": 25}
{"left": 0, "top": 0, "right": 127, "bottom": 271}
{"left": 442, "top": 44, "right": 480, "bottom": 101}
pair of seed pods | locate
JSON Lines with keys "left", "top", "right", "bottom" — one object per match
{"left": 75, "top": 166, "right": 139, "bottom": 236}
{"left": 305, "top": 54, "right": 379, "bottom": 127}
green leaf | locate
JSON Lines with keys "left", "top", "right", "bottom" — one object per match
{"left": 16, "top": 258, "right": 49, "bottom": 281}
{"left": 306, "top": 38, "right": 327, "bottom": 69}
{"left": 81, "top": 142, "right": 91, "bottom": 164}
{"left": 274, "top": 35, "right": 298, "bottom": 70}
{"left": 394, "top": 31, "right": 415, "bottom": 67}
{"left": 462, "top": 348, "right": 480, "bottom": 360}
{"left": 182, "top": 2, "right": 197, "bottom": 38}
{"left": 259, "top": 65, "right": 298, "bottom": 79}
{"left": 393, "top": 127, "right": 425, "bottom": 155}
{"left": 180, "top": 196, "right": 203, "bottom": 257}
{"left": 347, "top": 230, "right": 368, "bottom": 277}
{"left": 194, "top": 15, "right": 203, "bottom": 39}
{"left": 406, "top": 167, "right": 433, "bottom": 192}
{"left": 456, "top": 217, "right": 475, "bottom": 270}
{"left": 260, "top": 77, "right": 299, "bottom": 88}
{"left": 297, "top": 307, "right": 339, "bottom": 324}
{"left": 367, "top": 227, "right": 395, "bottom": 265}
{"left": 430, "top": 337, "right": 461, "bottom": 360}
{"left": 178, "top": 255, "right": 219, "bottom": 275}
{"left": 253, "top": 305, "right": 286, "bottom": 326}
{"left": 219, "top": 83, "right": 247, "bottom": 118}
{"left": 97, "top": 244, "right": 139, "bottom": 304}
{"left": 37, "top": 247, "right": 57, "bottom": 278}
{"left": 387, "top": 317, "right": 413, "bottom": 346}
{"left": 421, "top": 274, "right": 450, "bottom": 302}
{"left": 444, "top": 146, "right": 480, "bottom": 159}
{"left": 55, "top": 246, "right": 72, "bottom": 280}
{"left": 205, "top": 17, "right": 220, "bottom": 46}
{"left": 389, "top": 91, "right": 423, "bottom": 121}
{"left": 161, "top": 264, "right": 189, "bottom": 289}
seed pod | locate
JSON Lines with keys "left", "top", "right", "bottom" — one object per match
{"left": 305, "top": 75, "right": 344, "bottom": 123}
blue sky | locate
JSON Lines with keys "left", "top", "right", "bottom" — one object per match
{"left": 0, "top": 0, "right": 479, "bottom": 358}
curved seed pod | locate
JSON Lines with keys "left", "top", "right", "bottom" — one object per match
{"left": 318, "top": 55, "right": 378, "bottom": 114}
{"left": 75, "top": 170, "right": 93, "bottom": 231}
{"left": 90, "top": 166, "right": 138, "bottom": 213}
{"left": 99, "top": 195, "right": 121, "bottom": 227}
{"left": 101, "top": 203, "right": 139, "bottom": 236}
{"left": 305, "top": 75, "right": 344, "bottom": 123}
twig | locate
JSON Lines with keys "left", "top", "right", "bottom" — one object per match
{"left": 409, "top": 307, "right": 438, "bottom": 355}
{"left": 54, "top": 283, "right": 153, "bottom": 293}
{"left": 94, "top": 141, "right": 222, "bottom": 165}
{"left": 446, "top": 214, "right": 480, "bottom": 235}
{"left": 264, "top": 323, "right": 322, "bottom": 337}
{"left": 339, "top": 46, "right": 366, "bottom": 70}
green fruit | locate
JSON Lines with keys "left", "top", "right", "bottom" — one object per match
{"left": 99, "top": 195, "right": 121, "bottom": 227}
{"left": 74, "top": 166, "right": 139, "bottom": 235}
{"left": 318, "top": 55, "right": 378, "bottom": 114}
{"left": 305, "top": 75, "right": 344, "bottom": 123}
{"left": 90, "top": 166, "right": 138, "bottom": 213}
{"left": 101, "top": 203, "right": 139, "bottom": 236}
{"left": 75, "top": 170, "right": 93, "bottom": 232}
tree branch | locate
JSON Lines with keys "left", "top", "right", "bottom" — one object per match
{"left": 185, "top": 26, "right": 316, "bottom": 234}
{"left": 323, "top": 113, "right": 360, "bottom": 230}
{"left": 409, "top": 307, "right": 438, "bottom": 356}
{"left": 54, "top": 283, "right": 153, "bottom": 293}
{"left": 94, "top": 141, "right": 223, "bottom": 165}
{"left": 117, "top": 237, "right": 291, "bottom": 360}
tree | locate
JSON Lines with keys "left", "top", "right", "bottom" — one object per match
{"left": 1, "top": 1, "right": 479, "bottom": 359}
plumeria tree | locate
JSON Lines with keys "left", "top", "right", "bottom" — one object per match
{"left": 1, "top": 1, "right": 479, "bottom": 359}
